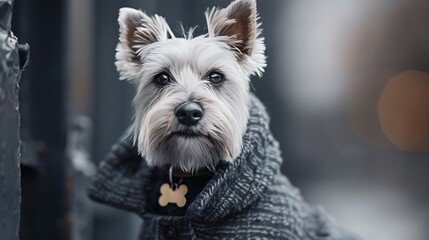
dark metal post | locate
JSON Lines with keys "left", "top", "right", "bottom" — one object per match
{"left": 0, "top": 0, "right": 29, "bottom": 239}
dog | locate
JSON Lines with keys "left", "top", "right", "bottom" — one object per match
{"left": 89, "top": 0, "right": 360, "bottom": 239}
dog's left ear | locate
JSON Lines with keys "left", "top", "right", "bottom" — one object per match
{"left": 206, "top": 0, "right": 266, "bottom": 77}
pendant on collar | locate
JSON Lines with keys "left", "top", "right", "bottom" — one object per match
{"left": 158, "top": 165, "right": 188, "bottom": 208}
{"left": 158, "top": 183, "right": 188, "bottom": 207}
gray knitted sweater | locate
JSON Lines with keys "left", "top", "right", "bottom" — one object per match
{"left": 88, "top": 95, "right": 359, "bottom": 240}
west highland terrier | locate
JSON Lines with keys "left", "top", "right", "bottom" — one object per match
{"left": 89, "top": 0, "right": 360, "bottom": 239}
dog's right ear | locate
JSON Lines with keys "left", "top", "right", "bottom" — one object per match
{"left": 115, "top": 8, "right": 172, "bottom": 82}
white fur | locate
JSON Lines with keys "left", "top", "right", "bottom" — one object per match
{"left": 115, "top": 0, "right": 266, "bottom": 172}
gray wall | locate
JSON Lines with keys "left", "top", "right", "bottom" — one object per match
{"left": 10, "top": 0, "right": 428, "bottom": 239}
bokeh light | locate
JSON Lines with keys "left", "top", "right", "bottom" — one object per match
{"left": 377, "top": 70, "right": 429, "bottom": 152}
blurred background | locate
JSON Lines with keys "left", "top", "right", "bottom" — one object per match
{"left": 6, "top": 0, "right": 429, "bottom": 239}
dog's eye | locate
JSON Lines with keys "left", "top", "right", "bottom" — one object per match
{"left": 154, "top": 73, "right": 171, "bottom": 85}
{"left": 208, "top": 72, "right": 224, "bottom": 84}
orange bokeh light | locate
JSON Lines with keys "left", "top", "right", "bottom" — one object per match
{"left": 377, "top": 70, "right": 429, "bottom": 152}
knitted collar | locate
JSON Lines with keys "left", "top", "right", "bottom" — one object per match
{"left": 88, "top": 94, "right": 282, "bottom": 223}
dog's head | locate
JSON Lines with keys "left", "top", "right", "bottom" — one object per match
{"left": 116, "top": 0, "right": 266, "bottom": 172}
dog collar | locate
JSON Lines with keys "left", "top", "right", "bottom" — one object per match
{"left": 161, "top": 165, "right": 214, "bottom": 178}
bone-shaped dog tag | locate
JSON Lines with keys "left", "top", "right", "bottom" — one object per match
{"left": 158, "top": 183, "right": 188, "bottom": 208}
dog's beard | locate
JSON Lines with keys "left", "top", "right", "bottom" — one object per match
{"left": 139, "top": 119, "right": 235, "bottom": 173}
{"left": 152, "top": 134, "right": 222, "bottom": 172}
{"left": 134, "top": 91, "right": 246, "bottom": 173}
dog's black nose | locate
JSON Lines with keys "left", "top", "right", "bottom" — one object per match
{"left": 175, "top": 102, "right": 203, "bottom": 126}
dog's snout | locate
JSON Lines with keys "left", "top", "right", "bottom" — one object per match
{"left": 175, "top": 102, "right": 203, "bottom": 126}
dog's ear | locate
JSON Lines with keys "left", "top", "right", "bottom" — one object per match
{"left": 205, "top": 0, "right": 266, "bottom": 76}
{"left": 115, "top": 8, "right": 172, "bottom": 81}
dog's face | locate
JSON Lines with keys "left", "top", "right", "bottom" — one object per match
{"left": 116, "top": 0, "right": 266, "bottom": 172}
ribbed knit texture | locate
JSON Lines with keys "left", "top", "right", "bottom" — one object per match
{"left": 88, "top": 94, "right": 360, "bottom": 240}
